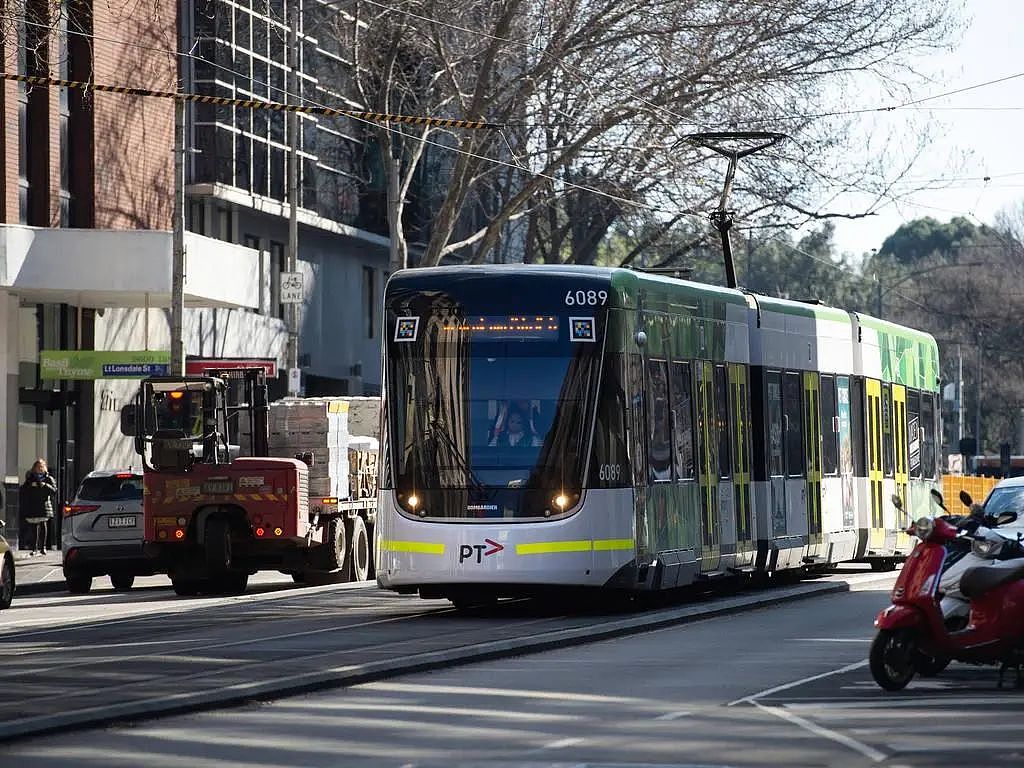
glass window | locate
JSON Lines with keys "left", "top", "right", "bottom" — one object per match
{"left": 783, "top": 372, "right": 803, "bottom": 477}
{"left": 714, "top": 365, "right": 731, "bottom": 478}
{"left": 696, "top": 366, "right": 717, "bottom": 480}
{"left": 851, "top": 377, "right": 866, "bottom": 477}
{"left": 670, "top": 361, "right": 695, "bottom": 480}
{"left": 907, "top": 389, "right": 921, "bottom": 479}
{"left": 882, "top": 384, "right": 894, "bottom": 477}
{"left": 922, "top": 393, "right": 937, "bottom": 479}
{"left": 820, "top": 375, "right": 838, "bottom": 475}
{"left": 646, "top": 359, "right": 671, "bottom": 482}
{"left": 363, "top": 266, "right": 376, "bottom": 339}
{"left": 77, "top": 474, "right": 144, "bottom": 501}
{"left": 766, "top": 371, "right": 784, "bottom": 477}
{"left": 589, "top": 353, "right": 629, "bottom": 488}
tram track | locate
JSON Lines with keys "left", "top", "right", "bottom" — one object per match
{"left": 0, "top": 569, "right": 893, "bottom": 743}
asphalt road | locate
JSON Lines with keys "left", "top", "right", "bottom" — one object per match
{"left": 7, "top": 574, "right": 1024, "bottom": 768}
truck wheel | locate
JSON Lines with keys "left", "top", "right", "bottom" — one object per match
{"left": 65, "top": 569, "right": 93, "bottom": 594}
{"left": 172, "top": 577, "right": 202, "bottom": 597}
{"left": 321, "top": 516, "right": 346, "bottom": 572}
{"left": 110, "top": 573, "right": 135, "bottom": 591}
{"left": 291, "top": 572, "right": 306, "bottom": 584}
{"left": 346, "top": 516, "right": 370, "bottom": 582}
{"left": 212, "top": 572, "right": 248, "bottom": 595}
{"left": 205, "top": 517, "right": 232, "bottom": 572}
{"left": 0, "top": 556, "right": 14, "bottom": 609}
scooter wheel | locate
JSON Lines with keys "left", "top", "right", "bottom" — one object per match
{"left": 870, "top": 629, "right": 917, "bottom": 691}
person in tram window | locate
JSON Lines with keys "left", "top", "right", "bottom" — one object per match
{"left": 21, "top": 458, "right": 57, "bottom": 555}
{"left": 489, "top": 403, "right": 542, "bottom": 448}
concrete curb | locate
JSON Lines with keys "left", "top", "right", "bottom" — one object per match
{"left": 0, "top": 572, "right": 893, "bottom": 743}
{"left": 15, "top": 581, "right": 68, "bottom": 596}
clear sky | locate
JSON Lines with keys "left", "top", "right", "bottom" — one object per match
{"left": 826, "top": 1, "right": 1024, "bottom": 259}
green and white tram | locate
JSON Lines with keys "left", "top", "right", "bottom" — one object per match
{"left": 375, "top": 266, "right": 941, "bottom": 603}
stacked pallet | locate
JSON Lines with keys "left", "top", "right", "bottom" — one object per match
{"left": 243, "top": 397, "right": 380, "bottom": 501}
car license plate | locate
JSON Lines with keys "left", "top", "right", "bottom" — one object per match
{"left": 107, "top": 515, "right": 137, "bottom": 528}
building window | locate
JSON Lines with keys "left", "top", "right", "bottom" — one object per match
{"left": 363, "top": 266, "right": 375, "bottom": 338}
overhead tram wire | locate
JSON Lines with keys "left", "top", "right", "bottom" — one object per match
{"left": 0, "top": 72, "right": 499, "bottom": 129}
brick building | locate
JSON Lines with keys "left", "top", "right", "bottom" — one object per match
{"left": 0, "top": 0, "right": 389, "bottom": 548}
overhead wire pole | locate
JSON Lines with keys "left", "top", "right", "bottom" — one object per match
{"left": 685, "top": 131, "right": 787, "bottom": 289}
{"left": 170, "top": 53, "right": 186, "bottom": 375}
{"left": 286, "top": 0, "right": 300, "bottom": 394}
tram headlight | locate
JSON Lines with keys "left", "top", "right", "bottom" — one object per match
{"left": 554, "top": 493, "right": 569, "bottom": 509}
{"left": 407, "top": 494, "right": 420, "bottom": 509}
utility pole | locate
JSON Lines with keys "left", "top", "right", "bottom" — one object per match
{"left": 957, "top": 344, "right": 964, "bottom": 445}
{"left": 170, "top": 90, "right": 186, "bottom": 374}
{"left": 976, "top": 338, "right": 983, "bottom": 456}
{"left": 876, "top": 274, "right": 883, "bottom": 318}
{"left": 286, "top": 0, "right": 300, "bottom": 394}
{"left": 387, "top": 152, "right": 404, "bottom": 273}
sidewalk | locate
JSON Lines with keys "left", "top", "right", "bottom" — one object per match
{"left": 12, "top": 549, "right": 67, "bottom": 594}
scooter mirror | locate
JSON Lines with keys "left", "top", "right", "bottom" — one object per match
{"left": 997, "top": 511, "right": 1018, "bottom": 526}
{"left": 891, "top": 494, "right": 904, "bottom": 511}
{"left": 959, "top": 489, "right": 974, "bottom": 507}
{"left": 930, "top": 488, "right": 947, "bottom": 511}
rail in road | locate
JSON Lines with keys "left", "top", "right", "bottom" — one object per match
{"left": 0, "top": 570, "right": 893, "bottom": 742}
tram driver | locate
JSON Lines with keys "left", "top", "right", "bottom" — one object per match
{"left": 488, "top": 401, "right": 543, "bottom": 448}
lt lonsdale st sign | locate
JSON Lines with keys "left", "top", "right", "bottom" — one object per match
{"left": 40, "top": 350, "right": 172, "bottom": 380}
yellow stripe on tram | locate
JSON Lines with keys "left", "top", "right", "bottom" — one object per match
{"left": 380, "top": 540, "right": 445, "bottom": 555}
{"left": 592, "top": 538, "right": 635, "bottom": 552}
{"left": 516, "top": 539, "right": 635, "bottom": 555}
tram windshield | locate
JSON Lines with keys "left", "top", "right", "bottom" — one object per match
{"left": 386, "top": 305, "right": 604, "bottom": 518}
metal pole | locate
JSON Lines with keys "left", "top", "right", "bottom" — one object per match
{"left": 388, "top": 154, "right": 404, "bottom": 272}
{"left": 976, "top": 339, "right": 983, "bottom": 458}
{"left": 170, "top": 96, "right": 185, "bottom": 375}
{"left": 876, "top": 274, "right": 882, "bottom": 318}
{"left": 957, "top": 343, "right": 963, "bottom": 444}
{"left": 286, "top": 0, "right": 300, "bottom": 394}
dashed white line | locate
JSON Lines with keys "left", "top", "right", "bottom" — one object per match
{"left": 655, "top": 710, "right": 692, "bottom": 720}
{"left": 727, "top": 659, "right": 869, "bottom": 706}
{"left": 752, "top": 700, "right": 887, "bottom": 763}
{"left": 543, "top": 737, "right": 583, "bottom": 749}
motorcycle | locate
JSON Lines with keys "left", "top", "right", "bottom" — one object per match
{"left": 938, "top": 491, "right": 1024, "bottom": 631}
{"left": 870, "top": 490, "right": 1024, "bottom": 691}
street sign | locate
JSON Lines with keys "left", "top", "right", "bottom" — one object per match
{"left": 288, "top": 366, "right": 301, "bottom": 395}
{"left": 280, "top": 272, "right": 304, "bottom": 303}
{"left": 40, "top": 350, "right": 171, "bottom": 380}
{"left": 185, "top": 358, "right": 278, "bottom": 377}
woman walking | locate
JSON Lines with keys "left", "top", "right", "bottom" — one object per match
{"left": 21, "top": 459, "right": 57, "bottom": 555}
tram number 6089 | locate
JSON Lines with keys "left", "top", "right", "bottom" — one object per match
{"left": 598, "top": 464, "right": 622, "bottom": 482}
{"left": 565, "top": 289, "right": 608, "bottom": 306}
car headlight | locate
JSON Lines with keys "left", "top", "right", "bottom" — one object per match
{"left": 914, "top": 517, "right": 934, "bottom": 540}
{"left": 973, "top": 538, "right": 1003, "bottom": 558}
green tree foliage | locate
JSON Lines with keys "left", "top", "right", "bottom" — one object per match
{"left": 877, "top": 216, "right": 998, "bottom": 264}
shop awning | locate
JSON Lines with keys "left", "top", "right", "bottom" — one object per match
{"left": 0, "top": 225, "right": 259, "bottom": 309}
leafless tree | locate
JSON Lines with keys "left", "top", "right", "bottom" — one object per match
{"left": 321, "top": 0, "right": 956, "bottom": 269}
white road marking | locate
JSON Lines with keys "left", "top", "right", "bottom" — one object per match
{"left": 655, "top": 710, "right": 692, "bottom": 720}
{"left": 791, "top": 638, "right": 870, "bottom": 643}
{"left": 727, "top": 659, "right": 869, "bottom": 706}
{"left": 751, "top": 700, "right": 887, "bottom": 763}
{"left": 543, "top": 737, "right": 583, "bottom": 749}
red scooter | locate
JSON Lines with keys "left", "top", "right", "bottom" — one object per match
{"left": 871, "top": 490, "right": 1024, "bottom": 691}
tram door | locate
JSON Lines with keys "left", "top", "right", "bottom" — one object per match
{"left": 728, "top": 364, "right": 753, "bottom": 555}
{"left": 892, "top": 385, "right": 911, "bottom": 550}
{"left": 696, "top": 361, "right": 720, "bottom": 568}
{"left": 803, "top": 372, "right": 823, "bottom": 546}
{"left": 865, "top": 379, "right": 884, "bottom": 550}
{"left": 836, "top": 376, "right": 855, "bottom": 529}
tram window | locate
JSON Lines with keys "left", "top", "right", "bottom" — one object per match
{"left": 766, "top": 371, "right": 784, "bottom": 477}
{"left": 820, "top": 375, "right": 838, "bottom": 475}
{"left": 921, "top": 393, "right": 937, "bottom": 479}
{"left": 732, "top": 366, "right": 750, "bottom": 479}
{"left": 670, "top": 361, "right": 695, "bottom": 480}
{"left": 714, "top": 365, "right": 731, "bottom": 478}
{"left": 782, "top": 372, "right": 804, "bottom": 478}
{"left": 696, "top": 365, "right": 718, "bottom": 480}
{"left": 590, "top": 353, "right": 630, "bottom": 488}
{"left": 851, "top": 377, "right": 866, "bottom": 477}
{"left": 627, "top": 354, "right": 646, "bottom": 485}
{"left": 882, "top": 384, "right": 895, "bottom": 478}
{"left": 646, "top": 359, "right": 672, "bottom": 482}
{"left": 907, "top": 390, "right": 921, "bottom": 479}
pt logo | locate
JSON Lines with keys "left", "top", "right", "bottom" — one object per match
{"left": 459, "top": 538, "right": 504, "bottom": 564}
